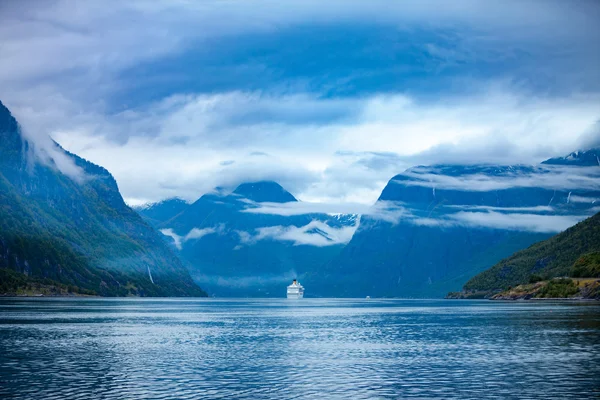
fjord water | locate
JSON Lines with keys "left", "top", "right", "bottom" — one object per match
{"left": 1, "top": 299, "right": 599, "bottom": 399}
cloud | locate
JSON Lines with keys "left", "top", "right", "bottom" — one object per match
{"left": 444, "top": 205, "right": 555, "bottom": 213}
{"left": 240, "top": 197, "right": 414, "bottom": 226}
{"left": 241, "top": 200, "right": 371, "bottom": 216}
{"left": 2, "top": 1, "right": 598, "bottom": 93}
{"left": 569, "top": 195, "right": 599, "bottom": 204}
{"left": 31, "top": 88, "right": 597, "bottom": 205}
{"left": 237, "top": 219, "right": 360, "bottom": 247}
{"left": 159, "top": 229, "right": 183, "bottom": 249}
{"left": 406, "top": 210, "right": 586, "bottom": 233}
{"left": 1, "top": 1, "right": 599, "bottom": 203}
{"left": 361, "top": 201, "right": 592, "bottom": 233}
{"left": 17, "top": 125, "right": 88, "bottom": 183}
{"left": 361, "top": 201, "right": 414, "bottom": 224}
{"left": 159, "top": 226, "right": 223, "bottom": 250}
{"left": 576, "top": 121, "right": 600, "bottom": 150}
{"left": 185, "top": 227, "right": 222, "bottom": 241}
{"left": 446, "top": 211, "right": 586, "bottom": 233}
{"left": 392, "top": 165, "right": 600, "bottom": 192}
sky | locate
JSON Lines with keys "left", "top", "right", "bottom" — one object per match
{"left": 1, "top": 0, "right": 600, "bottom": 207}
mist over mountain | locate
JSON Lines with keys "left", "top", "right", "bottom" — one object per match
{"left": 306, "top": 152, "right": 600, "bottom": 298}
{"left": 132, "top": 149, "right": 600, "bottom": 298}
{"left": 4, "top": 91, "right": 598, "bottom": 299}
{"left": 2, "top": 3, "right": 600, "bottom": 399}
{"left": 0, "top": 100, "right": 205, "bottom": 296}
{"left": 139, "top": 181, "right": 359, "bottom": 296}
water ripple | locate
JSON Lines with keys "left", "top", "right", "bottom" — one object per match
{"left": 1, "top": 298, "right": 599, "bottom": 399}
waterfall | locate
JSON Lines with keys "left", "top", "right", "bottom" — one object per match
{"left": 147, "top": 266, "right": 155, "bottom": 284}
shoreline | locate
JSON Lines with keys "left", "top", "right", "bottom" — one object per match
{"left": 1, "top": 294, "right": 599, "bottom": 301}
{"left": 448, "top": 277, "right": 600, "bottom": 301}
{"left": 446, "top": 296, "right": 600, "bottom": 302}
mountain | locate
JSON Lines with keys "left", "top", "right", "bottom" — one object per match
{"left": 0, "top": 100, "right": 206, "bottom": 297}
{"left": 233, "top": 181, "right": 297, "bottom": 203}
{"left": 542, "top": 149, "right": 600, "bottom": 167}
{"left": 458, "top": 211, "right": 600, "bottom": 297}
{"left": 310, "top": 155, "right": 600, "bottom": 298}
{"left": 146, "top": 181, "right": 359, "bottom": 296}
{"left": 135, "top": 198, "right": 189, "bottom": 228}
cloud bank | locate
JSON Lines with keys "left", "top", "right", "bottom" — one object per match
{"left": 445, "top": 211, "right": 585, "bottom": 233}
{"left": 365, "top": 203, "right": 590, "bottom": 233}
{"left": 392, "top": 165, "right": 600, "bottom": 193}
{"left": 0, "top": 1, "right": 599, "bottom": 205}
{"left": 237, "top": 219, "right": 360, "bottom": 247}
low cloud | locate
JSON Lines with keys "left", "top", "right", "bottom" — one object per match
{"left": 363, "top": 201, "right": 413, "bottom": 224}
{"left": 160, "top": 225, "right": 224, "bottom": 249}
{"left": 444, "top": 205, "right": 555, "bottom": 213}
{"left": 241, "top": 200, "right": 371, "bottom": 216}
{"left": 364, "top": 202, "right": 589, "bottom": 233}
{"left": 16, "top": 124, "right": 88, "bottom": 183}
{"left": 242, "top": 198, "right": 415, "bottom": 227}
{"left": 447, "top": 211, "right": 586, "bottom": 233}
{"left": 393, "top": 165, "right": 600, "bottom": 193}
{"left": 185, "top": 227, "right": 222, "bottom": 240}
{"left": 569, "top": 195, "right": 599, "bottom": 204}
{"left": 237, "top": 219, "right": 360, "bottom": 247}
{"left": 408, "top": 211, "right": 586, "bottom": 233}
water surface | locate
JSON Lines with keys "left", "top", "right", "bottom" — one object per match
{"left": 1, "top": 298, "right": 599, "bottom": 399}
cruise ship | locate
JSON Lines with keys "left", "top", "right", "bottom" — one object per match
{"left": 286, "top": 279, "right": 304, "bottom": 299}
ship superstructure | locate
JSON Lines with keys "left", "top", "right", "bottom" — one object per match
{"left": 286, "top": 279, "right": 304, "bottom": 299}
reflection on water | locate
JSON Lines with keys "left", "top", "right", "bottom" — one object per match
{"left": 0, "top": 298, "right": 599, "bottom": 399}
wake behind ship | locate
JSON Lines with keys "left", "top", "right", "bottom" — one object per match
{"left": 287, "top": 279, "right": 304, "bottom": 299}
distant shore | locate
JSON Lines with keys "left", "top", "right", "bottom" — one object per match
{"left": 0, "top": 292, "right": 97, "bottom": 298}
{"left": 447, "top": 277, "right": 600, "bottom": 301}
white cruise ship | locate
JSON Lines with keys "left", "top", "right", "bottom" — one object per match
{"left": 286, "top": 279, "right": 304, "bottom": 299}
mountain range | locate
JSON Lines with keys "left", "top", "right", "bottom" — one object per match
{"left": 3, "top": 96, "right": 599, "bottom": 298}
{"left": 310, "top": 152, "right": 600, "bottom": 297}
{"left": 136, "top": 182, "right": 358, "bottom": 296}
{"left": 136, "top": 150, "right": 600, "bottom": 298}
{"left": 0, "top": 100, "right": 205, "bottom": 296}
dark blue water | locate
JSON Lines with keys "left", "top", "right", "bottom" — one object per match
{"left": 0, "top": 298, "right": 599, "bottom": 399}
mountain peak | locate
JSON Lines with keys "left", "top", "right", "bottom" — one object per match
{"left": 233, "top": 181, "right": 297, "bottom": 203}
{"left": 139, "top": 197, "right": 188, "bottom": 209}
{"left": 135, "top": 198, "right": 190, "bottom": 228}
{"left": 0, "top": 100, "right": 17, "bottom": 127}
{"left": 542, "top": 148, "right": 600, "bottom": 167}
{"left": 0, "top": 100, "right": 25, "bottom": 162}
{"left": 0, "top": 99, "right": 10, "bottom": 115}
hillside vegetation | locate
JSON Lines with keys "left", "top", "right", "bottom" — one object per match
{"left": 454, "top": 212, "right": 600, "bottom": 298}
{"left": 0, "top": 100, "right": 206, "bottom": 297}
